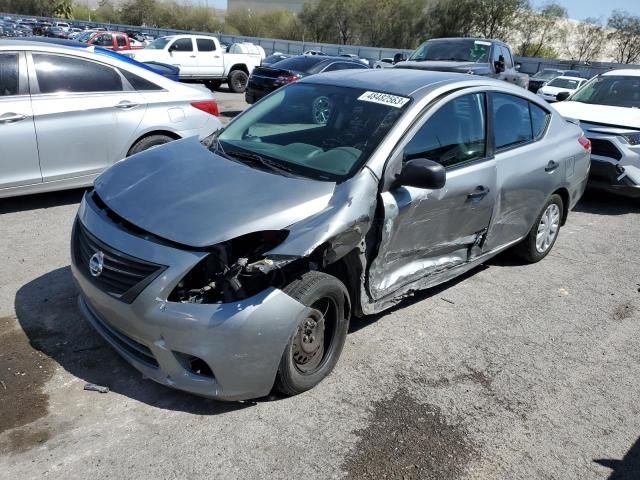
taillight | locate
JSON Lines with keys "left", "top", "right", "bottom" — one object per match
{"left": 191, "top": 100, "right": 219, "bottom": 117}
{"left": 578, "top": 135, "right": 591, "bottom": 151}
{"left": 274, "top": 74, "right": 299, "bottom": 86}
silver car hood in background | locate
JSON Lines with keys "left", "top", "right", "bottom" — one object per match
{"left": 94, "top": 137, "right": 336, "bottom": 248}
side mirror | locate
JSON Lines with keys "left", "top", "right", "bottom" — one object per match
{"left": 494, "top": 60, "right": 505, "bottom": 73}
{"left": 168, "top": 44, "right": 177, "bottom": 53}
{"left": 556, "top": 91, "right": 571, "bottom": 102}
{"left": 515, "top": 63, "right": 521, "bottom": 71}
{"left": 397, "top": 158, "right": 446, "bottom": 190}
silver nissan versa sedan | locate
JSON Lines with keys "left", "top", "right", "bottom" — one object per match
{"left": 71, "top": 69, "right": 591, "bottom": 400}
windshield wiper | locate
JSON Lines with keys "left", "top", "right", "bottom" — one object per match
{"left": 225, "top": 149, "right": 297, "bottom": 176}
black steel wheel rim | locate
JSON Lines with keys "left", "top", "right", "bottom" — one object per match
{"left": 292, "top": 297, "right": 338, "bottom": 375}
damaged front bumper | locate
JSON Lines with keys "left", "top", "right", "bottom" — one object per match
{"left": 71, "top": 195, "right": 310, "bottom": 401}
{"left": 586, "top": 131, "right": 640, "bottom": 198}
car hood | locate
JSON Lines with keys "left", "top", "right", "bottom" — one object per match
{"left": 553, "top": 101, "right": 640, "bottom": 129}
{"left": 123, "top": 49, "right": 167, "bottom": 61}
{"left": 94, "top": 137, "right": 336, "bottom": 248}
{"left": 394, "top": 60, "right": 490, "bottom": 75}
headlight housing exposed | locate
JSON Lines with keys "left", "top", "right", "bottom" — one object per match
{"left": 168, "top": 230, "right": 289, "bottom": 304}
{"left": 620, "top": 132, "right": 640, "bottom": 146}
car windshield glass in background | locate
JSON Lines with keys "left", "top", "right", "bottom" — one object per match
{"left": 217, "top": 84, "right": 410, "bottom": 181}
{"left": 270, "top": 56, "right": 326, "bottom": 73}
{"left": 0, "top": 53, "right": 18, "bottom": 96}
{"left": 570, "top": 75, "right": 640, "bottom": 108}
{"left": 533, "top": 69, "right": 561, "bottom": 80}
{"left": 548, "top": 77, "right": 581, "bottom": 89}
{"left": 408, "top": 39, "right": 491, "bottom": 62}
{"left": 147, "top": 37, "right": 171, "bottom": 49}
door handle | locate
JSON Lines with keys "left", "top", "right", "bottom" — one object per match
{"left": 0, "top": 113, "right": 26, "bottom": 124}
{"left": 115, "top": 101, "right": 139, "bottom": 110}
{"left": 467, "top": 186, "right": 490, "bottom": 199}
{"left": 545, "top": 160, "right": 560, "bottom": 172}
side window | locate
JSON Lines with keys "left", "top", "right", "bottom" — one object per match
{"left": 0, "top": 53, "right": 19, "bottom": 96}
{"left": 500, "top": 46, "right": 513, "bottom": 69}
{"left": 171, "top": 38, "right": 193, "bottom": 52}
{"left": 120, "top": 69, "right": 162, "bottom": 91}
{"left": 196, "top": 39, "right": 216, "bottom": 52}
{"left": 324, "top": 62, "right": 366, "bottom": 72}
{"left": 491, "top": 45, "right": 501, "bottom": 64}
{"left": 492, "top": 93, "right": 533, "bottom": 149}
{"left": 404, "top": 93, "right": 486, "bottom": 168}
{"left": 530, "top": 103, "right": 550, "bottom": 139}
{"left": 33, "top": 54, "right": 123, "bottom": 94}
{"left": 116, "top": 35, "right": 127, "bottom": 47}
{"left": 94, "top": 34, "right": 112, "bottom": 46}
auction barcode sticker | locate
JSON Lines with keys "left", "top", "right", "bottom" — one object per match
{"left": 358, "top": 91, "right": 410, "bottom": 108}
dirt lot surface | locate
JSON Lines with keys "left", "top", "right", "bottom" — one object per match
{"left": 1, "top": 89, "right": 639, "bottom": 479}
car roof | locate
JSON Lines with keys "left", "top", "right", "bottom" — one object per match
{"left": 601, "top": 69, "right": 640, "bottom": 77}
{"left": 302, "top": 68, "right": 496, "bottom": 98}
{"left": 553, "top": 76, "right": 584, "bottom": 81}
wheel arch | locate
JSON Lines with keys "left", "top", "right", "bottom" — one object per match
{"left": 552, "top": 187, "right": 570, "bottom": 226}
{"left": 228, "top": 63, "right": 249, "bottom": 75}
{"left": 126, "top": 130, "right": 182, "bottom": 157}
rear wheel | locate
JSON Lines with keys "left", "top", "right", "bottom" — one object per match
{"left": 228, "top": 70, "right": 249, "bottom": 93}
{"left": 275, "top": 271, "right": 350, "bottom": 396}
{"left": 515, "top": 194, "right": 563, "bottom": 263}
{"left": 127, "top": 134, "right": 174, "bottom": 156}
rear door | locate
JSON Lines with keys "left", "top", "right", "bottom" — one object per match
{"left": 28, "top": 52, "right": 145, "bottom": 182}
{"left": 0, "top": 51, "right": 41, "bottom": 190}
{"left": 195, "top": 38, "right": 223, "bottom": 77}
{"left": 485, "top": 92, "right": 558, "bottom": 249}
{"left": 167, "top": 37, "right": 198, "bottom": 77}
{"left": 115, "top": 34, "right": 128, "bottom": 51}
{"left": 368, "top": 91, "right": 497, "bottom": 300}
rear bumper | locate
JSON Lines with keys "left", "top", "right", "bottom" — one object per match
{"left": 72, "top": 194, "right": 310, "bottom": 400}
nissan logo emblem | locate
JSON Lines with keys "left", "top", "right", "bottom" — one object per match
{"left": 89, "top": 251, "right": 105, "bottom": 278}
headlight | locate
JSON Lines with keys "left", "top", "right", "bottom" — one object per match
{"left": 620, "top": 132, "right": 640, "bottom": 146}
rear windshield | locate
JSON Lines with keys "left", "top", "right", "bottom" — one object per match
{"left": 548, "top": 77, "right": 581, "bottom": 89}
{"left": 269, "top": 55, "right": 326, "bottom": 73}
{"left": 409, "top": 39, "right": 491, "bottom": 63}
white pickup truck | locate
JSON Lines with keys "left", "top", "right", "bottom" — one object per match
{"left": 123, "top": 34, "right": 264, "bottom": 93}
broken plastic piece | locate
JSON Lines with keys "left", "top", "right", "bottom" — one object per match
{"left": 84, "top": 383, "right": 109, "bottom": 393}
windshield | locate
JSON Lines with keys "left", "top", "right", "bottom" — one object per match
{"left": 146, "top": 37, "right": 171, "bottom": 49}
{"left": 548, "top": 77, "right": 582, "bottom": 89}
{"left": 409, "top": 39, "right": 491, "bottom": 62}
{"left": 77, "top": 31, "right": 95, "bottom": 42}
{"left": 216, "top": 83, "right": 410, "bottom": 181}
{"left": 533, "top": 69, "right": 561, "bottom": 80}
{"left": 570, "top": 75, "right": 640, "bottom": 108}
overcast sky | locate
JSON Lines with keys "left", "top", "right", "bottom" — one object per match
{"left": 200, "top": 0, "right": 639, "bottom": 20}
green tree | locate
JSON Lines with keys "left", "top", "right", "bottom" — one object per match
{"left": 472, "top": 0, "right": 525, "bottom": 39}
{"left": 53, "top": 0, "right": 74, "bottom": 19}
{"left": 423, "top": 0, "right": 476, "bottom": 38}
{"left": 607, "top": 10, "right": 640, "bottom": 64}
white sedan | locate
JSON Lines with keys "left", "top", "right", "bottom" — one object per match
{"left": 537, "top": 75, "right": 586, "bottom": 103}
{"left": 0, "top": 40, "right": 222, "bottom": 198}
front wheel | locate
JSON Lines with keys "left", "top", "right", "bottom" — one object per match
{"left": 515, "top": 193, "right": 563, "bottom": 263}
{"left": 275, "top": 271, "right": 350, "bottom": 396}
{"left": 227, "top": 70, "right": 249, "bottom": 93}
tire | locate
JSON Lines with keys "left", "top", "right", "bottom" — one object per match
{"left": 127, "top": 134, "right": 174, "bottom": 156}
{"left": 204, "top": 80, "right": 222, "bottom": 91}
{"left": 275, "top": 271, "right": 350, "bottom": 396}
{"left": 514, "top": 193, "right": 564, "bottom": 263}
{"left": 227, "top": 69, "right": 249, "bottom": 93}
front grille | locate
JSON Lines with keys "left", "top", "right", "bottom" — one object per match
{"left": 73, "top": 220, "right": 166, "bottom": 304}
{"left": 86, "top": 301, "right": 159, "bottom": 368}
{"left": 589, "top": 138, "right": 622, "bottom": 161}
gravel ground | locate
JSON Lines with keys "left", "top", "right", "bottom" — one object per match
{"left": 1, "top": 89, "right": 639, "bottom": 479}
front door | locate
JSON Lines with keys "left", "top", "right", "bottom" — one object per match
{"left": 368, "top": 92, "right": 497, "bottom": 300}
{"left": 29, "top": 52, "right": 125, "bottom": 182}
{"left": 0, "top": 51, "right": 41, "bottom": 190}
{"left": 167, "top": 38, "right": 198, "bottom": 77}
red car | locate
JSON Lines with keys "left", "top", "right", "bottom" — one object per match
{"left": 86, "top": 31, "right": 144, "bottom": 51}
